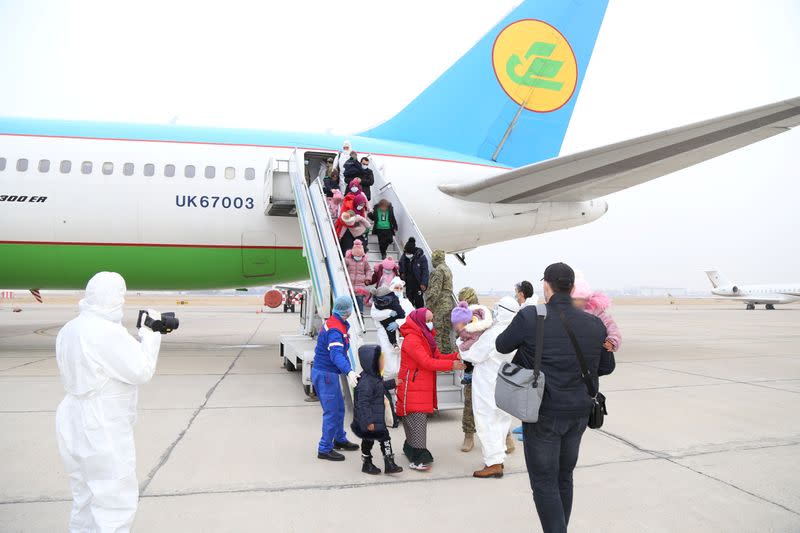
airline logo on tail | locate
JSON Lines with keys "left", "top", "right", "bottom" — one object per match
{"left": 492, "top": 19, "right": 578, "bottom": 113}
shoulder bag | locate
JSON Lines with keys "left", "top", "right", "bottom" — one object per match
{"left": 495, "top": 304, "right": 547, "bottom": 423}
{"left": 558, "top": 310, "right": 608, "bottom": 429}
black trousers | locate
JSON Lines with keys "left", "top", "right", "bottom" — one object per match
{"left": 522, "top": 415, "right": 589, "bottom": 533}
{"left": 361, "top": 437, "right": 393, "bottom": 457}
{"left": 339, "top": 231, "right": 367, "bottom": 254}
{"left": 373, "top": 228, "right": 394, "bottom": 259}
{"left": 406, "top": 282, "right": 425, "bottom": 309}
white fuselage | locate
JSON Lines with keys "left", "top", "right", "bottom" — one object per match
{"left": 0, "top": 132, "right": 607, "bottom": 289}
{"left": 711, "top": 284, "right": 800, "bottom": 305}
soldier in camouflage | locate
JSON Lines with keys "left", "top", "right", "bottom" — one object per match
{"left": 425, "top": 250, "right": 455, "bottom": 354}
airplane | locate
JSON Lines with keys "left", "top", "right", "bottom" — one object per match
{"left": 704, "top": 271, "right": 800, "bottom": 310}
{"left": 1, "top": 0, "right": 799, "bottom": 292}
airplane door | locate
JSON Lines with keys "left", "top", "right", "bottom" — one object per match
{"left": 242, "top": 231, "right": 277, "bottom": 278}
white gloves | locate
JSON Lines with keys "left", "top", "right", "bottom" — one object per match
{"left": 347, "top": 371, "right": 359, "bottom": 388}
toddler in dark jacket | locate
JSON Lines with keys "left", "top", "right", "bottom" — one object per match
{"left": 371, "top": 287, "right": 406, "bottom": 347}
{"left": 351, "top": 345, "right": 403, "bottom": 475}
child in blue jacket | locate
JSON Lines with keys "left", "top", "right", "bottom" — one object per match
{"left": 351, "top": 345, "right": 404, "bottom": 475}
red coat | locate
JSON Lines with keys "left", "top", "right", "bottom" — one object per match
{"left": 396, "top": 320, "right": 459, "bottom": 416}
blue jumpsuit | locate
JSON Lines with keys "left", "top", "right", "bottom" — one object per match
{"left": 312, "top": 314, "right": 353, "bottom": 453}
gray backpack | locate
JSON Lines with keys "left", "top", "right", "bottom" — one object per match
{"left": 495, "top": 304, "right": 546, "bottom": 423}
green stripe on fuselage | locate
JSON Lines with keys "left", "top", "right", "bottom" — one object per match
{"left": 0, "top": 243, "right": 308, "bottom": 290}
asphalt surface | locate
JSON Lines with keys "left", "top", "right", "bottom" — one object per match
{"left": 1, "top": 299, "right": 799, "bottom": 532}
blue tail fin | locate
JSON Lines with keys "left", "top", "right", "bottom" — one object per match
{"left": 359, "top": 0, "right": 608, "bottom": 168}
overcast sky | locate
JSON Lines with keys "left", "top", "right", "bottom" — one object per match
{"left": 1, "top": 0, "right": 798, "bottom": 291}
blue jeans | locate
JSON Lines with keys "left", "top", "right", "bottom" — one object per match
{"left": 312, "top": 369, "right": 347, "bottom": 452}
{"left": 522, "top": 415, "right": 589, "bottom": 533}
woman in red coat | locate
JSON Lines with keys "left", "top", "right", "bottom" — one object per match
{"left": 396, "top": 308, "right": 465, "bottom": 471}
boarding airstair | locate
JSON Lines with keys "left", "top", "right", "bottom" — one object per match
{"left": 278, "top": 149, "right": 463, "bottom": 409}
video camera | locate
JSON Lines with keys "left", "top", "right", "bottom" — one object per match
{"left": 136, "top": 310, "right": 179, "bottom": 335}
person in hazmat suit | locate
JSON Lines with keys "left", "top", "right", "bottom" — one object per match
{"left": 55, "top": 271, "right": 162, "bottom": 532}
{"left": 425, "top": 249, "right": 455, "bottom": 354}
{"left": 459, "top": 296, "right": 520, "bottom": 478}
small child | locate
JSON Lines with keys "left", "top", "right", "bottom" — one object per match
{"left": 351, "top": 345, "right": 403, "bottom": 475}
{"left": 572, "top": 278, "right": 622, "bottom": 352}
{"left": 371, "top": 286, "right": 406, "bottom": 347}
{"left": 327, "top": 189, "right": 343, "bottom": 221}
{"left": 371, "top": 256, "right": 400, "bottom": 289}
{"left": 344, "top": 240, "right": 373, "bottom": 313}
{"left": 450, "top": 301, "right": 493, "bottom": 384}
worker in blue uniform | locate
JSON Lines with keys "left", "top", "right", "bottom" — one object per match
{"left": 313, "top": 295, "right": 361, "bottom": 460}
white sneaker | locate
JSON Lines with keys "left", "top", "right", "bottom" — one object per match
{"left": 408, "top": 462, "right": 431, "bottom": 472}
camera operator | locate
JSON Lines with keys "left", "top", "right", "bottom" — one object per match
{"left": 55, "top": 271, "right": 164, "bottom": 532}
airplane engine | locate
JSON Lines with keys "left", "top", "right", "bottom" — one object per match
{"left": 714, "top": 285, "right": 739, "bottom": 296}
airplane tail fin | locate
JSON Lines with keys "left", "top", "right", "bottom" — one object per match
{"left": 359, "top": 0, "right": 609, "bottom": 168}
{"left": 705, "top": 270, "right": 732, "bottom": 289}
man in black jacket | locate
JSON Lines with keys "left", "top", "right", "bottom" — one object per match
{"left": 496, "top": 262, "right": 615, "bottom": 533}
{"left": 398, "top": 237, "right": 429, "bottom": 308}
{"left": 358, "top": 157, "right": 375, "bottom": 200}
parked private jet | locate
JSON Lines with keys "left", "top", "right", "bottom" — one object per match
{"left": 1, "top": 0, "right": 799, "bottom": 291}
{"left": 705, "top": 271, "right": 800, "bottom": 310}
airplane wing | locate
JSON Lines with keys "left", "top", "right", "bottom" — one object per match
{"left": 439, "top": 97, "right": 800, "bottom": 204}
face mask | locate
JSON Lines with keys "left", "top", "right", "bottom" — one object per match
{"left": 361, "top": 164, "right": 368, "bottom": 169}
{"left": 356, "top": 204, "right": 364, "bottom": 210}
{"left": 393, "top": 290, "right": 403, "bottom": 297}
{"left": 350, "top": 187, "right": 358, "bottom": 193}
{"left": 426, "top": 321, "right": 434, "bottom": 330}
{"left": 353, "top": 256, "right": 363, "bottom": 262}
{"left": 405, "top": 253, "right": 413, "bottom": 259}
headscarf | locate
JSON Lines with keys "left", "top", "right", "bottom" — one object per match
{"left": 408, "top": 308, "right": 436, "bottom": 352}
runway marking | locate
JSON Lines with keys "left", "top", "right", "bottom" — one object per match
{"left": 138, "top": 317, "right": 268, "bottom": 495}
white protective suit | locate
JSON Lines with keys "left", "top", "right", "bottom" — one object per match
{"left": 55, "top": 272, "right": 162, "bottom": 533}
{"left": 331, "top": 140, "right": 352, "bottom": 192}
{"left": 460, "top": 296, "right": 520, "bottom": 466}
{"left": 370, "top": 279, "right": 414, "bottom": 378}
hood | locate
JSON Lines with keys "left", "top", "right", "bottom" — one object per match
{"left": 464, "top": 304, "right": 493, "bottom": 333}
{"left": 348, "top": 178, "right": 363, "bottom": 194}
{"left": 494, "top": 296, "right": 520, "bottom": 324}
{"left": 431, "top": 249, "right": 445, "bottom": 267}
{"left": 586, "top": 292, "right": 612, "bottom": 313}
{"left": 389, "top": 276, "right": 405, "bottom": 291}
{"left": 78, "top": 271, "right": 126, "bottom": 323}
{"left": 358, "top": 344, "right": 382, "bottom": 377}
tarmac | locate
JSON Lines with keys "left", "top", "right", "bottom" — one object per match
{"left": 1, "top": 296, "right": 799, "bottom": 532}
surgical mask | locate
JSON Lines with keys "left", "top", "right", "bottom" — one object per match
{"left": 353, "top": 256, "right": 363, "bottom": 262}
{"left": 405, "top": 253, "right": 413, "bottom": 259}
{"left": 351, "top": 187, "right": 358, "bottom": 193}
{"left": 426, "top": 321, "right": 434, "bottom": 330}
{"left": 361, "top": 164, "right": 368, "bottom": 169}
{"left": 393, "top": 290, "right": 403, "bottom": 297}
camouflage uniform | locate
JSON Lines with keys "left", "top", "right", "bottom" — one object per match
{"left": 426, "top": 250, "right": 455, "bottom": 354}
{"left": 456, "top": 286, "right": 478, "bottom": 436}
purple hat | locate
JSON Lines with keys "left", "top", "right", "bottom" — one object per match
{"left": 450, "top": 301, "right": 472, "bottom": 325}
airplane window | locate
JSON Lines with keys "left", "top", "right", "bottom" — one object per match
{"left": 225, "top": 166, "right": 235, "bottom": 180}
{"left": 60, "top": 160, "right": 71, "bottom": 173}
{"left": 204, "top": 166, "right": 215, "bottom": 179}
{"left": 164, "top": 164, "right": 175, "bottom": 177}
{"left": 81, "top": 161, "right": 92, "bottom": 174}
{"left": 17, "top": 158, "right": 28, "bottom": 172}
{"left": 102, "top": 162, "right": 113, "bottom": 175}
{"left": 245, "top": 167, "right": 255, "bottom": 180}
{"left": 0, "top": 157, "right": 5, "bottom": 171}
{"left": 144, "top": 163, "right": 155, "bottom": 177}
{"left": 123, "top": 162, "right": 134, "bottom": 176}
{"left": 38, "top": 159, "right": 50, "bottom": 173}
{"left": 185, "top": 165, "right": 195, "bottom": 178}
